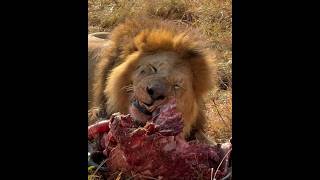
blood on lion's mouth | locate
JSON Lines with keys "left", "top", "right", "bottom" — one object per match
{"left": 130, "top": 99, "right": 166, "bottom": 124}
{"left": 132, "top": 99, "right": 152, "bottom": 115}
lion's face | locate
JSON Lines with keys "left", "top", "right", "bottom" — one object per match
{"left": 103, "top": 24, "right": 216, "bottom": 137}
{"left": 126, "top": 51, "right": 198, "bottom": 134}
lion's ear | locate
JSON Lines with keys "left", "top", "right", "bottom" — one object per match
{"left": 173, "top": 32, "right": 204, "bottom": 60}
{"left": 189, "top": 51, "right": 217, "bottom": 98}
{"left": 181, "top": 48, "right": 202, "bottom": 59}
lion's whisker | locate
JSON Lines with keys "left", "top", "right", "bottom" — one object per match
{"left": 121, "top": 85, "right": 134, "bottom": 92}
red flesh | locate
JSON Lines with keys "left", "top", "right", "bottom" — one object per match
{"left": 88, "top": 120, "right": 110, "bottom": 140}
{"left": 88, "top": 99, "right": 231, "bottom": 180}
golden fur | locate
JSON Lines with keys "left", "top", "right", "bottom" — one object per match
{"left": 89, "top": 17, "right": 217, "bottom": 143}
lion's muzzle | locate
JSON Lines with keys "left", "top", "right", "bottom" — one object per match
{"left": 145, "top": 79, "right": 169, "bottom": 105}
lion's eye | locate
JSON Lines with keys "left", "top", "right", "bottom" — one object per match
{"left": 136, "top": 65, "right": 140, "bottom": 69}
{"left": 174, "top": 84, "right": 180, "bottom": 90}
{"left": 150, "top": 65, "right": 157, "bottom": 73}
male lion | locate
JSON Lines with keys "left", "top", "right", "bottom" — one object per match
{"left": 88, "top": 17, "right": 217, "bottom": 143}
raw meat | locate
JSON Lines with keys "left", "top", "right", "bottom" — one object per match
{"left": 88, "top": 99, "right": 232, "bottom": 180}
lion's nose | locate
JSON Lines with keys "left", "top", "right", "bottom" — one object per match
{"left": 146, "top": 82, "right": 166, "bottom": 101}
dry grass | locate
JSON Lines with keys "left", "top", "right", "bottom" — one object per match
{"left": 88, "top": 174, "right": 104, "bottom": 180}
{"left": 88, "top": 0, "right": 232, "bottom": 56}
{"left": 204, "top": 88, "right": 232, "bottom": 143}
{"left": 88, "top": 0, "right": 231, "bottom": 176}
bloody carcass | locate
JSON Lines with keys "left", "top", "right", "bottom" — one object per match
{"left": 88, "top": 99, "right": 232, "bottom": 180}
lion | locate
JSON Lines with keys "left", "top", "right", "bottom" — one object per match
{"left": 88, "top": 17, "right": 217, "bottom": 144}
